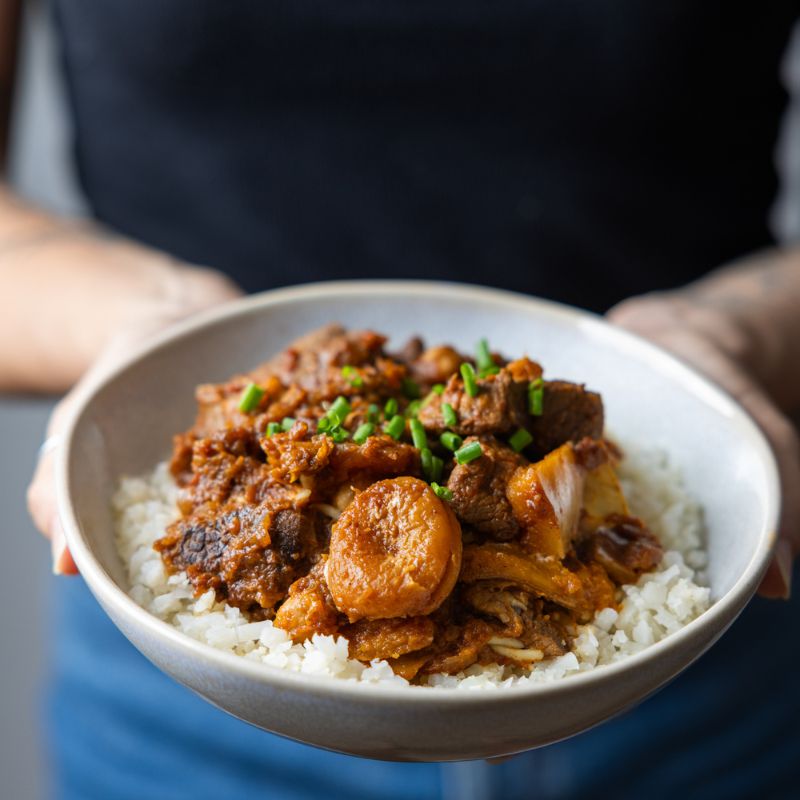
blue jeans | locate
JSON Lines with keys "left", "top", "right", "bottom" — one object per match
{"left": 47, "top": 568, "right": 800, "bottom": 800}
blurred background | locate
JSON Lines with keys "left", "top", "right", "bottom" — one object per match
{"left": 4, "top": 2, "right": 800, "bottom": 798}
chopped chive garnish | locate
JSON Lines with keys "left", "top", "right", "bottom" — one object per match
{"left": 384, "top": 397, "right": 398, "bottom": 417}
{"left": 460, "top": 363, "right": 478, "bottom": 397}
{"left": 455, "top": 440, "right": 483, "bottom": 464}
{"left": 420, "top": 448, "right": 434, "bottom": 481}
{"left": 528, "top": 378, "right": 544, "bottom": 416}
{"left": 367, "top": 404, "right": 380, "bottom": 424}
{"left": 384, "top": 414, "right": 405, "bottom": 440}
{"left": 341, "top": 365, "right": 363, "bottom": 388}
{"left": 509, "top": 428, "right": 533, "bottom": 453}
{"left": 432, "top": 383, "right": 445, "bottom": 395}
{"left": 402, "top": 378, "right": 421, "bottom": 399}
{"left": 479, "top": 365, "right": 500, "bottom": 378}
{"left": 331, "top": 427, "right": 350, "bottom": 443}
{"left": 328, "top": 395, "right": 351, "bottom": 425}
{"left": 281, "top": 416, "right": 296, "bottom": 431}
{"left": 238, "top": 382, "right": 265, "bottom": 413}
{"left": 317, "top": 416, "right": 333, "bottom": 433}
{"left": 431, "top": 482, "right": 453, "bottom": 502}
{"left": 404, "top": 399, "right": 422, "bottom": 418}
{"left": 266, "top": 421, "right": 281, "bottom": 436}
{"left": 410, "top": 419, "right": 427, "bottom": 450}
{"left": 431, "top": 454, "right": 444, "bottom": 483}
{"left": 353, "top": 422, "right": 375, "bottom": 445}
{"left": 440, "top": 431, "right": 463, "bottom": 451}
{"left": 442, "top": 402, "right": 457, "bottom": 428}
{"left": 475, "top": 338, "right": 495, "bottom": 373}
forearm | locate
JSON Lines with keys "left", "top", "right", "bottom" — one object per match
{"left": 0, "top": 184, "right": 238, "bottom": 392}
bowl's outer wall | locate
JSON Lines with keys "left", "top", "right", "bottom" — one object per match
{"left": 64, "top": 283, "right": 778, "bottom": 760}
{"left": 98, "top": 584, "right": 743, "bottom": 761}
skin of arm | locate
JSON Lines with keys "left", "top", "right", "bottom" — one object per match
{"left": 609, "top": 251, "right": 800, "bottom": 599}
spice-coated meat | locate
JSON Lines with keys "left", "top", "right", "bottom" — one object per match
{"left": 155, "top": 504, "right": 320, "bottom": 612}
{"left": 528, "top": 380, "right": 604, "bottom": 456}
{"left": 446, "top": 435, "right": 525, "bottom": 541}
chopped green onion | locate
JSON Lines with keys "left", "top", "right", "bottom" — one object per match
{"left": 317, "top": 416, "right": 333, "bottom": 433}
{"left": 420, "top": 447, "right": 434, "bottom": 480}
{"left": 331, "top": 427, "right": 350, "bottom": 443}
{"left": 402, "top": 378, "right": 421, "bottom": 399}
{"left": 266, "top": 421, "right": 281, "bottom": 437}
{"left": 479, "top": 365, "right": 500, "bottom": 378}
{"left": 281, "top": 416, "right": 296, "bottom": 431}
{"left": 430, "top": 454, "right": 444, "bottom": 483}
{"left": 328, "top": 395, "right": 351, "bottom": 425}
{"left": 367, "top": 404, "right": 380, "bottom": 424}
{"left": 455, "top": 440, "right": 483, "bottom": 464}
{"left": 404, "top": 399, "right": 422, "bottom": 418}
{"left": 341, "top": 365, "right": 363, "bottom": 388}
{"left": 409, "top": 419, "right": 427, "bottom": 450}
{"left": 384, "top": 397, "right": 398, "bottom": 417}
{"left": 440, "top": 431, "right": 463, "bottom": 451}
{"left": 352, "top": 422, "right": 375, "bottom": 445}
{"left": 431, "top": 482, "right": 453, "bottom": 502}
{"left": 509, "top": 428, "right": 533, "bottom": 453}
{"left": 238, "top": 382, "right": 265, "bottom": 413}
{"left": 442, "top": 402, "right": 457, "bottom": 428}
{"left": 432, "top": 383, "right": 445, "bottom": 395}
{"left": 460, "top": 363, "right": 478, "bottom": 397}
{"left": 475, "top": 338, "right": 494, "bottom": 373}
{"left": 528, "top": 378, "right": 544, "bottom": 416}
{"left": 384, "top": 414, "right": 405, "bottom": 440}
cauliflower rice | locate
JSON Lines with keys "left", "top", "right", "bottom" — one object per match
{"left": 114, "top": 445, "right": 711, "bottom": 689}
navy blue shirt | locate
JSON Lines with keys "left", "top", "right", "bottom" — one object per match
{"left": 53, "top": 1, "right": 796, "bottom": 309}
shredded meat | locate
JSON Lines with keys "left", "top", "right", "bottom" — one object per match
{"left": 274, "top": 560, "right": 341, "bottom": 642}
{"left": 343, "top": 616, "right": 436, "bottom": 661}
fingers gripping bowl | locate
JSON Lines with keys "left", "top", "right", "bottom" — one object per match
{"left": 57, "top": 282, "right": 779, "bottom": 761}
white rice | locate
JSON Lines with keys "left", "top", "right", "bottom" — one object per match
{"left": 114, "top": 445, "right": 711, "bottom": 689}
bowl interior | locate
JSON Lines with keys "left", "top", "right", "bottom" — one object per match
{"left": 67, "top": 282, "right": 777, "bottom": 629}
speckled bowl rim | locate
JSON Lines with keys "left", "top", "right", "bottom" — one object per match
{"left": 56, "top": 280, "right": 780, "bottom": 706}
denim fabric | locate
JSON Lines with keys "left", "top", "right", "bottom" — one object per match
{"left": 47, "top": 566, "right": 800, "bottom": 800}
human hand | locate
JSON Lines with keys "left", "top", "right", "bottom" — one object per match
{"left": 608, "top": 290, "right": 799, "bottom": 599}
{"left": 26, "top": 261, "right": 242, "bottom": 574}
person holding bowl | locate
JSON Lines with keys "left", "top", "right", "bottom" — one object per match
{"left": 3, "top": 2, "right": 799, "bottom": 797}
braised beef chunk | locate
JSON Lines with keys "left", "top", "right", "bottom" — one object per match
{"left": 446, "top": 436, "right": 524, "bottom": 540}
{"left": 156, "top": 324, "right": 662, "bottom": 681}
{"left": 418, "top": 369, "right": 525, "bottom": 436}
{"left": 155, "top": 503, "right": 320, "bottom": 612}
{"left": 528, "top": 380, "right": 604, "bottom": 455}
{"left": 270, "top": 508, "right": 317, "bottom": 564}
{"left": 581, "top": 515, "right": 663, "bottom": 585}
{"left": 408, "top": 345, "right": 466, "bottom": 387}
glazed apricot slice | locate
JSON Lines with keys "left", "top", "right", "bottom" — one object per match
{"left": 326, "top": 477, "right": 462, "bottom": 621}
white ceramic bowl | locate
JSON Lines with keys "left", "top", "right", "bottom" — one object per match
{"left": 56, "top": 281, "right": 779, "bottom": 761}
